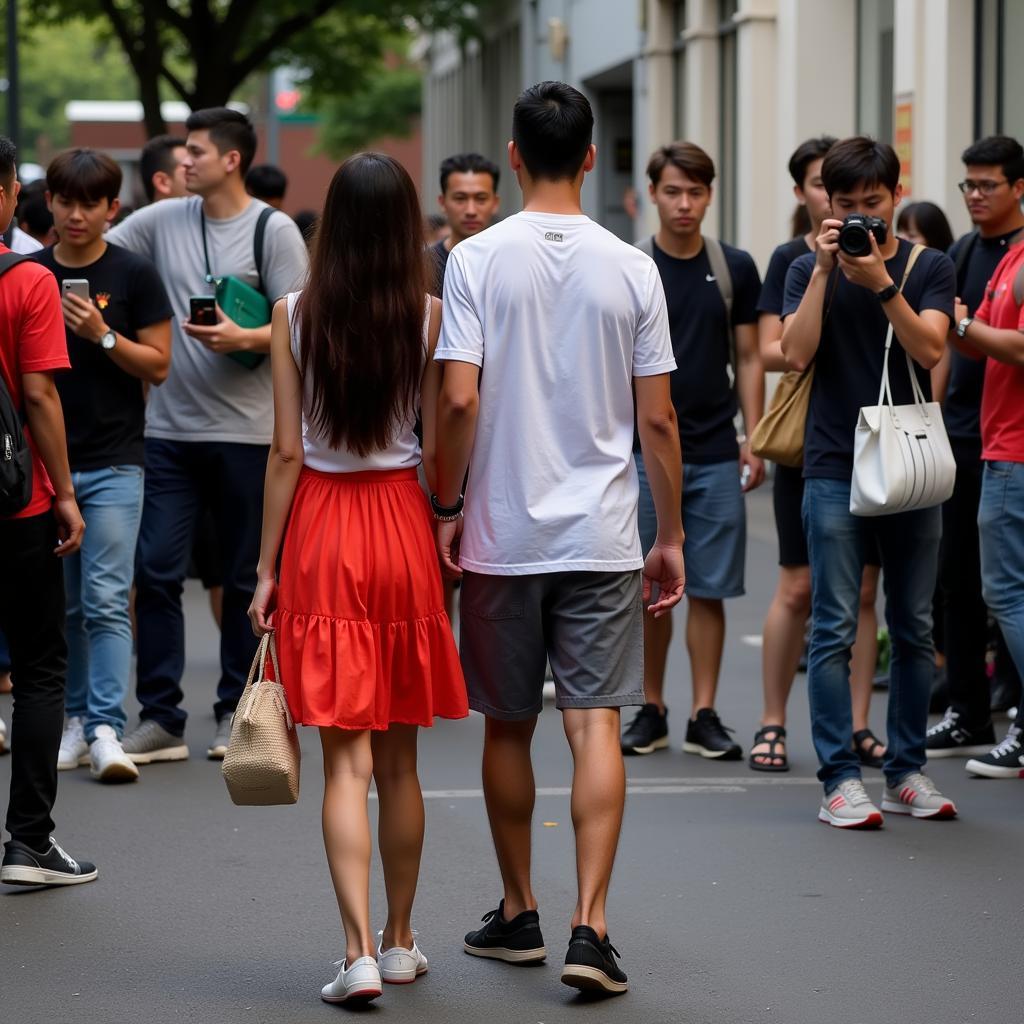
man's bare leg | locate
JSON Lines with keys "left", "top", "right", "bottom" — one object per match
{"left": 641, "top": 611, "right": 672, "bottom": 710}
{"left": 687, "top": 596, "right": 726, "bottom": 715}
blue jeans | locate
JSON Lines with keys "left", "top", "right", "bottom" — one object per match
{"left": 63, "top": 465, "right": 144, "bottom": 742}
{"left": 978, "top": 461, "right": 1024, "bottom": 730}
{"left": 802, "top": 477, "right": 941, "bottom": 792}
{"left": 135, "top": 439, "right": 267, "bottom": 735}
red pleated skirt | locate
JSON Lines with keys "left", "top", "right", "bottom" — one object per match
{"left": 275, "top": 466, "right": 468, "bottom": 730}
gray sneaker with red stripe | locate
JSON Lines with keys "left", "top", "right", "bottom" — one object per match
{"left": 881, "top": 772, "right": 957, "bottom": 819}
{"left": 818, "top": 778, "right": 884, "bottom": 829}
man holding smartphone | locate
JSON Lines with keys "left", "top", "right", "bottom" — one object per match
{"left": 107, "top": 108, "right": 308, "bottom": 762}
{"left": 35, "top": 148, "right": 173, "bottom": 783}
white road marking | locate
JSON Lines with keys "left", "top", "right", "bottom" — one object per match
{"left": 741, "top": 633, "right": 764, "bottom": 648}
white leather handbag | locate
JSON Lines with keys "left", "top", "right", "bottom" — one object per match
{"left": 850, "top": 245, "right": 956, "bottom": 517}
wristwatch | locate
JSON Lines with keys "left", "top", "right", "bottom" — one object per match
{"left": 956, "top": 316, "right": 974, "bottom": 338}
{"left": 875, "top": 283, "right": 900, "bottom": 303}
{"left": 430, "top": 492, "right": 464, "bottom": 521}
{"left": 99, "top": 329, "right": 117, "bottom": 351}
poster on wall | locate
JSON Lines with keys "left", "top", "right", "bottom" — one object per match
{"left": 894, "top": 93, "right": 913, "bottom": 196}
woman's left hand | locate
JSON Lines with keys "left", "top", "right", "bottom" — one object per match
{"left": 249, "top": 577, "right": 277, "bottom": 636}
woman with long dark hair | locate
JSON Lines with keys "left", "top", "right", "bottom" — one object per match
{"left": 248, "top": 153, "right": 468, "bottom": 1005}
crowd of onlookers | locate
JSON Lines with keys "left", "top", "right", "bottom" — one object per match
{"left": 0, "top": 86, "right": 1022, "bottom": 1000}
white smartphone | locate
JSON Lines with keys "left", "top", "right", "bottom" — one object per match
{"left": 62, "top": 279, "right": 90, "bottom": 301}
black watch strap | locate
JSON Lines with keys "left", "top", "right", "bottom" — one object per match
{"left": 876, "top": 283, "right": 900, "bottom": 303}
{"left": 430, "top": 492, "right": 464, "bottom": 520}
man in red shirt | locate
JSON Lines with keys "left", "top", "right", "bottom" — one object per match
{"left": 0, "top": 136, "right": 94, "bottom": 886}
{"left": 954, "top": 240, "right": 1024, "bottom": 779}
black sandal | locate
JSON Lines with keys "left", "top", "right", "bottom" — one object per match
{"left": 749, "top": 725, "right": 789, "bottom": 772}
{"left": 852, "top": 728, "right": 886, "bottom": 769}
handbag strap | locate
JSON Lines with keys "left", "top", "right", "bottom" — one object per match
{"left": 876, "top": 244, "right": 927, "bottom": 422}
{"left": 238, "top": 630, "right": 292, "bottom": 728}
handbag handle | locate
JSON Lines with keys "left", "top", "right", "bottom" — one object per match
{"left": 237, "top": 631, "right": 293, "bottom": 728}
{"left": 875, "top": 244, "right": 928, "bottom": 428}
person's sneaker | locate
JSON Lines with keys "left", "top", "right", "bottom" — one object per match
{"left": 881, "top": 772, "right": 957, "bottom": 819}
{"left": 122, "top": 720, "right": 189, "bottom": 764}
{"left": 0, "top": 715, "right": 7, "bottom": 755}
{"left": 207, "top": 715, "right": 233, "bottom": 760}
{"left": 57, "top": 716, "right": 89, "bottom": 771}
{"left": 966, "top": 726, "right": 1024, "bottom": 779}
{"left": 560, "top": 926, "right": 628, "bottom": 995}
{"left": 463, "top": 900, "right": 547, "bottom": 963}
{"left": 320, "top": 956, "right": 382, "bottom": 1004}
{"left": 0, "top": 837, "right": 98, "bottom": 886}
{"left": 818, "top": 778, "right": 884, "bottom": 829}
{"left": 89, "top": 725, "right": 140, "bottom": 783}
{"left": 683, "top": 708, "right": 742, "bottom": 760}
{"left": 926, "top": 708, "right": 996, "bottom": 758}
{"left": 377, "top": 932, "right": 428, "bottom": 984}
{"left": 620, "top": 703, "right": 668, "bottom": 755}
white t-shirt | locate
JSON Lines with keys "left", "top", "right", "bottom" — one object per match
{"left": 286, "top": 291, "right": 427, "bottom": 473}
{"left": 435, "top": 211, "right": 675, "bottom": 575}
{"left": 9, "top": 226, "right": 43, "bottom": 254}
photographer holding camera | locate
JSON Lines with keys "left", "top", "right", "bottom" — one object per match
{"left": 781, "top": 136, "right": 958, "bottom": 829}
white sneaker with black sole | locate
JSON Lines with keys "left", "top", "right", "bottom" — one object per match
{"left": 89, "top": 725, "right": 140, "bottom": 783}
{"left": 0, "top": 837, "right": 98, "bottom": 886}
{"left": 57, "top": 715, "right": 89, "bottom": 770}
{"left": 321, "top": 956, "right": 382, "bottom": 1004}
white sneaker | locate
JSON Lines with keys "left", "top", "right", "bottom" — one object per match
{"left": 818, "top": 777, "right": 884, "bottom": 829}
{"left": 57, "top": 716, "right": 89, "bottom": 771}
{"left": 321, "top": 956, "right": 382, "bottom": 1004}
{"left": 378, "top": 932, "right": 428, "bottom": 984}
{"left": 881, "top": 771, "right": 957, "bottom": 819}
{"left": 89, "top": 725, "right": 140, "bottom": 783}
{"left": 0, "top": 716, "right": 7, "bottom": 755}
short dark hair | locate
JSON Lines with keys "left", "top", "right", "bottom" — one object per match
{"left": 512, "top": 81, "right": 594, "bottom": 182}
{"left": 438, "top": 153, "right": 500, "bottom": 194}
{"left": 788, "top": 136, "right": 837, "bottom": 189}
{"left": 646, "top": 141, "right": 716, "bottom": 189}
{"left": 46, "top": 148, "right": 123, "bottom": 204}
{"left": 246, "top": 164, "right": 288, "bottom": 201}
{"left": 185, "top": 107, "right": 257, "bottom": 175}
{"left": 0, "top": 135, "right": 15, "bottom": 188}
{"left": 821, "top": 136, "right": 901, "bottom": 197}
{"left": 16, "top": 181, "right": 53, "bottom": 237}
{"left": 960, "top": 135, "right": 1024, "bottom": 185}
{"left": 139, "top": 134, "right": 185, "bottom": 203}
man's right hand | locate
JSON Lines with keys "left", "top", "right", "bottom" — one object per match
{"left": 642, "top": 541, "right": 685, "bottom": 618}
{"left": 815, "top": 218, "right": 842, "bottom": 272}
{"left": 52, "top": 495, "right": 85, "bottom": 557}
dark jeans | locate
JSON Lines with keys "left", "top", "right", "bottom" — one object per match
{"left": 135, "top": 439, "right": 267, "bottom": 735}
{"left": 0, "top": 512, "right": 67, "bottom": 847}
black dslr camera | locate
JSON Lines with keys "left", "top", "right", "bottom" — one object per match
{"left": 838, "top": 214, "right": 888, "bottom": 257}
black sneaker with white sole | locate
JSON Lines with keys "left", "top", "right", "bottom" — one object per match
{"left": 683, "top": 708, "right": 742, "bottom": 760}
{"left": 560, "top": 926, "right": 628, "bottom": 995}
{"left": 966, "top": 725, "right": 1024, "bottom": 779}
{"left": 620, "top": 703, "right": 668, "bottom": 755}
{"left": 926, "top": 708, "right": 996, "bottom": 758}
{"left": 463, "top": 900, "right": 546, "bottom": 963}
{"left": 0, "top": 838, "right": 98, "bottom": 886}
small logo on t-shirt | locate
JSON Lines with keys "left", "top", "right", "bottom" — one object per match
{"left": 705, "top": 274, "right": 716, "bottom": 283}
{"left": 95, "top": 292, "right": 111, "bottom": 310}
{"left": 544, "top": 231, "right": 564, "bottom": 243}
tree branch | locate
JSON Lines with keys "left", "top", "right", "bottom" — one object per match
{"left": 160, "top": 64, "right": 191, "bottom": 103}
{"left": 97, "top": 0, "right": 143, "bottom": 72}
{"left": 149, "top": 0, "right": 191, "bottom": 37}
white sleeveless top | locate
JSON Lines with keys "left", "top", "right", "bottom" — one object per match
{"left": 286, "top": 291, "right": 429, "bottom": 473}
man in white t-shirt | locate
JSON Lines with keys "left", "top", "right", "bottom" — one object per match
{"left": 433, "top": 81, "right": 685, "bottom": 996}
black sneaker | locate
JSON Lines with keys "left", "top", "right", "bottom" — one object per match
{"left": 966, "top": 726, "right": 1024, "bottom": 779}
{"left": 463, "top": 900, "right": 546, "bottom": 963}
{"left": 926, "top": 708, "right": 996, "bottom": 758}
{"left": 0, "top": 838, "right": 98, "bottom": 886}
{"left": 620, "top": 703, "right": 668, "bottom": 755}
{"left": 683, "top": 708, "right": 742, "bottom": 760}
{"left": 560, "top": 926, "right": 628, "bottom": 995}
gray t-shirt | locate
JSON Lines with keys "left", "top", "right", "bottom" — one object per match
{"left": 107, "top": 195, "right": 308, "bottom": 444}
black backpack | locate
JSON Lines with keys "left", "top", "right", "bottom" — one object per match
{"left": 0, "top": 251, "right": 34, "bottom": 517}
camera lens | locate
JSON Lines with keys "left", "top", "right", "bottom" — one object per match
{"left": 839, "top": 224, "right": 870, "bottom": 257}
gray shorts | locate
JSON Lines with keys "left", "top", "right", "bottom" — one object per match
{"left": 459, "top": 570, "right": 645, "bottom": 720}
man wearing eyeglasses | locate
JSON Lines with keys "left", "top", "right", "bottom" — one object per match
{"left": 927, "top": 136, "right": 1024, "bottom": 761}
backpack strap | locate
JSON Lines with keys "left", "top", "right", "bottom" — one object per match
{"left": 0, "top": 252, "right": 30, "bottom": 278}
{"left": 1014, "top": 260, "right": 1024, "bottom": 308}
{"left": 952, "top": 231, "right": 978, "bottom": 295}
{"left": 253, "top": 206, "right": 275, "bottom": 297}
{"left": 702, "top": 236, "right": 735, "bottom": 377}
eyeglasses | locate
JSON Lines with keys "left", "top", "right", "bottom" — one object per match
{"left": 958, "top": 179, "right": 1009, "bottom": 196}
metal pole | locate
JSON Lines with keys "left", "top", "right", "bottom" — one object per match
{"left": 266, "top": 70, "right": 279, "bottom": 166}
{"left": 5, "top": 0, "right": 18, "bottom": 147}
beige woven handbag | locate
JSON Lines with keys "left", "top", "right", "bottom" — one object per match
{"left": 222, "top": 631, "right": 300, "bottom": 806}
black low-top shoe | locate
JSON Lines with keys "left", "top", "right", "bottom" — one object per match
{"left": 560, "top": 925, "right": 628, "bottom": 995}
{"left": 683, "top": 708, "right": 742, "bottom": 760}
{"left": 621, "top": 703, "right": 669, "bottom": 755}
{"left": 1, "top": 838, "right": 98, "bottom": 886}
{"left": 463, "top": 899, "right": 546, "bottom": 963}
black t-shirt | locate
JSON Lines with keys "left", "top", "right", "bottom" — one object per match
{"left": 782, "top": 239, "right": 956, "bottom": 481}
{"left": 34, "top": 243, "right": 172, "bottom": 472}
{"left": 429, "top": 239, "right": 450, "bottom": 298}
{"left": 651, "top": 238, "right": 761, "bottom": 464}
{"left": 944, "top": 229, "right": 1024, "bottom": 442}
{"left": 757, "top": 237, "right": 811, "bottom": 316}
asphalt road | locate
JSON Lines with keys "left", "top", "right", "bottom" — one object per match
{"left": 1, "top": 489, "right": 1017, "bottom": 1024}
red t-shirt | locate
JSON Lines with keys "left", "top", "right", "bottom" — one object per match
{"left": 0, "top": 245, "right": 71, "bottom": 518}
{"left": 975, "top": 240, "right": 1024, "bottom": 463}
